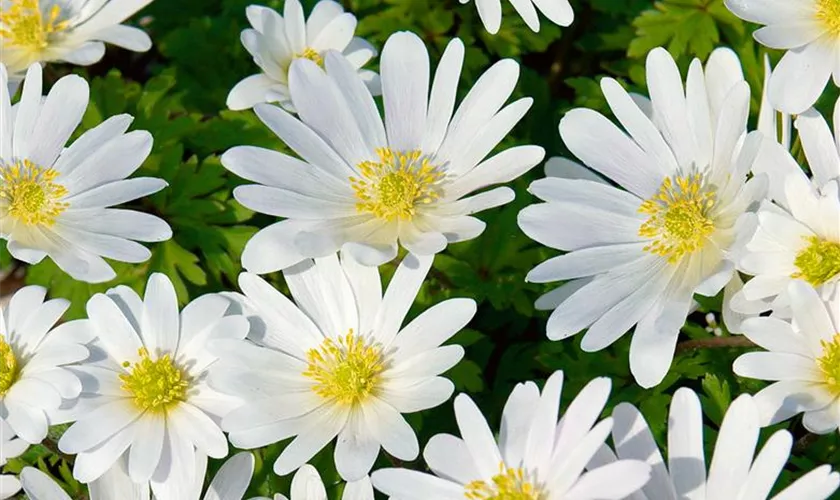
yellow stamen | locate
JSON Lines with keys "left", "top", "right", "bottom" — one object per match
{"left": 350, "top": 148, "right": 444, "bottom": 221}
{"left": 818, "top": 334, "right": 840, "bottom": 396}
{"left": 303, "top": 330, "right": 385, "bottom": 407}
{"left": 120, "top": 348, "right": 190, "bottom": 413}
{"left": 0, "top": 159, "right": 69, "bottom": 227}
{"left": 817, "top": 0, "right": 840, "bottom": 36}
{"left": 464, "top": 463, "right": 544, "bottom": 500}
{"left": 296, "top": 47, "right": 324, "bottom": 66}
{"left": 792, "top": 236, "right": 840, "bottom": 287}
{"left": 0, "top": 337, "right": 18, "bottom": 395}
{"left": 639, "top": 174, "right": 717, "bottom": 263}
{"left": 0, "top": 0, "right": 69, "bottom": 52}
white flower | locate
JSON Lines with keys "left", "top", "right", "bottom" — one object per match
{"left": 268, "top": 465, "right": 373, "bottom": 500}
{"left": 518, "top": 47, "right": 765, "bottom": 388}
{"left": 734, "top": 281, "right": 840, "bottom": 434}
{"left": 725, "top": 0, "right": 840, "bottom": 114}
{"left": 0, "top": 0, "right": 153, "bottom": 85}
{"left": 227, "top": 0, "right": 379, "bottom": 112}
{"left": 222, "top": 31, "right": 544, "bottom": 273}
{"left": 211, "top": 253, "right": 475, "bottom": 481}
{"left": 90, "top": 451, "right": 256, "bottom": 500}
{"left": 56, "top": 273, "right": 248, "bottom": 495}
{"left": 596, "top": 387, "right": 840, "bottom": 500}
{"left": 0, "top": 285, "right": 89, "bottom": 447}
{"left": 371, "top": 370, "right": 652, "bottom": 500}
{"left": 458, "top": 0, "right": 574, "bottom": 34}
{"left": 734, "top": 98, "right": 840, "bottom": 316}
{"left": 0, "top": 64, "right": 171, "bottom": 283}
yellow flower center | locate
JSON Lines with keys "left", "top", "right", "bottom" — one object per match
{"left": 296, "top": 47, "right": 324, "bottom": 66}
{"left": 818, "top": 333, "right": 840, "bottom": 396}
{"left": 792, "top": 236, "right": 840, "bottom": 287}
{"left": 120, "top": 348, "right": 190, "bottom": 413}
{"left": 303, "top": 331, "right": 386, "bottom": 407}
{"left": 465, "top": 464, "right": 544, "bottom": 500}
{"left": 0, "top": 337, "right": 19, "bottom": 395}
{"left": 0, "top": 160, "right": 69, "bottom": 227}
{"left": 817, "top": 0, "right": 840, "bottom": 36}
{"left": 639, "top": 174, "right": 717, "bottom": 263}
{"left": 350, "top": 148, "right": 444, "bottom": 222}
{"left": 0, "top": 0, "right": 69, "bottom": 52}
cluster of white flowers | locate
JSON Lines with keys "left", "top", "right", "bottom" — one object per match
{"left": 2, "top": 0, "right": 840, "bottom": 498}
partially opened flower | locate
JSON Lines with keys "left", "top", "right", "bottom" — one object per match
{"left": 0, "top": 64, "right": 171, "bottom": 283}
{"left": 0, "top": 0, "right": 153, "bottom": 86}
{"left": 734, "top": 98, "right": 840, "bottom": 316}
{"left": 596, "top": 388, "right": 840, "bottom": 499}
{"left": 518, "top": 47, "right": 765, "bottom": 387}
{"left": 734, "top": 281, "right": 840, "bottom": 434}
{"left": 371, "top": 371, "right": 651, "bottom": 499}
{"left": 222, "top": 31, "right": 544, "bottom": 273}
{"left": 57, "top": 274, "right": 248, "bottom": 495}
{"left": 227, "top": 0, "right": 379, "bottom": 112}
{"left": 725, "top": 0, "right": 840, "bottom": 114}
{"left": 269, "top": 465, "right": 373, "bottom": 500}
{"left": 458, "top": 0, "right": 574, "bottom": 34}
{"left": 211, "top": 253, "right": 475, "bottom": 481}
{"left": 0, "top": 285, "right": 89, "bottom": 448}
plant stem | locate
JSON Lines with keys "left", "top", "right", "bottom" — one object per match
{"left": 676, "top": 336, "right": 756, "bottom": 354}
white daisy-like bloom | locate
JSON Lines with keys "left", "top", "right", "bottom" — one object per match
{"left": 226, "top": 0, "right": 379, "bottom": 112}
{"left": 56, "top": 273, "right": 249, "bottom": 496}
{"left": 0, "top": 0, "right": 153, "bottom": 86}
{"left": 593, "top": 387, "right": 840, "bottom": 500}
{"left": 0, "top": 64, "right": 171, "bottom": 283}
{"left": 0, "top": 285, "right": 89, "bottom": 448}
{"left": 371, "top": 370, "right": 652, "bottom": 500}
{"left": 89, "top": 452, "right": 256, "bottom": 500}
{"left": 725, "top": 0, "right": 840, "bottom": 114}
{"left": 222, "top": 31, "right": 544, "bottom": 273}
{"left": 210, "top": 253, "right": 475, "bottom": 481}
{"left": 518, "top": 47, "right": 766, "bottom": 388}
{"left": 734, "top": 281, "right": 840, "bottom": 434}
{"left": 458, "top": 0, "right": 574, "bottom": 35}
{"left": 733, "top": 98, "right": 840, "bottom": 316}
{"left": 260, "top": 465, "right": 373, "bottom": 500}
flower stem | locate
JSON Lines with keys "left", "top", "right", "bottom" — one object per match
{"left": 676, "top": 336, "right": 755, "bottom": 354}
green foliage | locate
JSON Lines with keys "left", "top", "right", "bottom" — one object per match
{"left": 8, "top": 0, "right": 840, "bottom": 497}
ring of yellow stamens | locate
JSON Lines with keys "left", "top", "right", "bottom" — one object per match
{"left": 120, "top": 348, "right": 190, "bottom": 413}
{"left": 296, "top": 47, "right": 324, "bottom": 66}
{"left": 303, "top": 331, "right": 386, "bottom": 407}
{"left": 0, "top": 159, "right": 69, "bottom": 227}
{"left": 0, "top": 0, "right": 69, "bottom": 52}
{"left": 638, "top": 174, "right": 717, "bottom": 263}
{"left": 465, "top": 464, "right": 544, "bottom": 500}
{"left": 350, "top": 148, "right": 444, "bottom": 222}
{"left": 817, "top": 0, "right": 840, "bottom": 36}
{"left": 818, "top": 334, "right": 840, "bottom": 396}
{"left": 792, "top": 236, "right": 840, "bottom": 287}
{"left": 0, "top": 337, "right": 19, "bottom": 396}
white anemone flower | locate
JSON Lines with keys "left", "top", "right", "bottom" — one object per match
{"left": 56, "top": 273, "right": 249, "bottom": 496}
{"left": 210, "top": 253, "right": 475, "bottom": 481}
{"left": 371, "top": 371, "right": 652, "bottom": 500}
{"left": 260, "top": 465, "right": 373, "bottom": 500}
{"left": 227, "top": 0, "right": 380, "bottom": 112}
{"left": 221, "top": 31, "right": 544, "bottom": 273}
{"left": 458, "top": 0, "right": 574, "bottom": 35}
{"left": 734, "top": 281, "right": 840, "bottom": 435}
{"left": 734, "top": 98, "right": 840, "bottom": 316}
{"left": 0, "top": 285, "right": 89, "bottom": 447}
{"left": 0, "top": 64, "right": 171, "bottom": 283}
{"left": 594, "top": 387, "right": 840, "bottom": 500}
{"left": 0, "top": 0, "right": 153, "bottom": 87}
{"left": 518, "top": 47, "right": 766, "bottom": 388}
{"left": 725, "top": 0, "right": 840, "bottom": 114}
{"left": 90, "top": 452, "right": 256, "bottom": 500}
